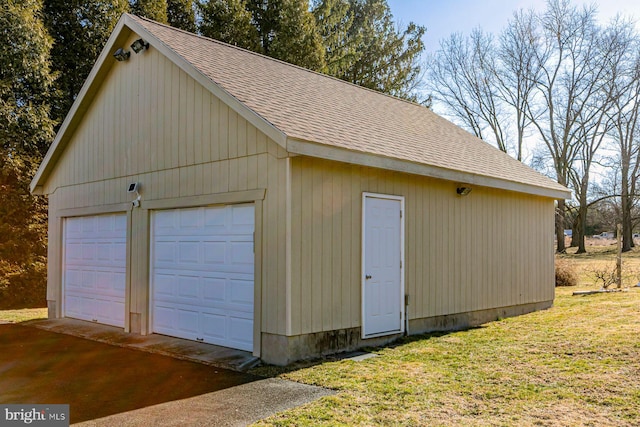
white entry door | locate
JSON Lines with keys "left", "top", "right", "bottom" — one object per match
{"left": 63, "top": 213, "right": 127, "bottom": 327}
{"left": 151, "top": 204, "right": 255, "bottom": 352}
{"left": 362, "top": 193, "right": 404, "bottom": 338}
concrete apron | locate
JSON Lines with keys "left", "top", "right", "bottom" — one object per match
{"left": 24, "top": 319, "right": 335, "bottom": 426}
{"left": 27, "top": 318, "right": 260, "bottom": 372}
{"left": 74, "top": 378, "right": 333, "bottom": 427}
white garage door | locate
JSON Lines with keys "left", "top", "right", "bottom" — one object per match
{"left": 151, "top": 204, "right": 254, "bottom": 352}
{"left": 63, "top": 213, "right": 127, "bottom": 328}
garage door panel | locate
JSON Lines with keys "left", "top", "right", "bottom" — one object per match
{"left": 177, "top": 276, "right": 200, "bottom": 300}
{"left": 227, "top": 317, "right": 253, "bottom": 351}
{"left": 231, "top": 205, "right": 254, "bottom": 226}
{"left": 64, "top": 214, "right": 126, "bottom": 328}
{"left": 81, "top": 270, "right": 97, "bottom": 290}
{"left": 154, "top": 242, "right": 176, "bottom": 263}
{"left": 153, "top": 273, "right": 177, "bottom": 298}
{"left": 202, "top": 277, "right": 226, "bottom": 302}
{"left": 153, "top": 305, "right": 177, "bottom": 330}
{"left": 179, "top": 209, "right": 203, "bottom": 229}
{"left": 96, "top": 271, "right": 114, "bottom": 289}
{"left": 203, "top": 242, "right": 226, "bottom": 264}
{"left": 177, "top": 309, "right": 200, "bottom": 334}
{"left": 81, "top": 243, "right": 96, "bottom": 261}
{"left": 152, "top": 205, "right": 254, "bottom": 351}
{"left": 178, "top": 242, "right": 200, "bottom": 263}
{"left": 230, "top": 240, "right": 253, "bottom": 259}
{"left": 154, "top": 210, "right": 177, "bottom": 230}
{"left": 204, "top": 208, "right": 226, "bottom": 228}
{"left": 96, "top": 298, "right": 125, "bottom": 324}
{"left": 201, "top": 313, "right": 226, "bottom": 339}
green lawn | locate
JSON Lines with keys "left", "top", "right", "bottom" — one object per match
{"left": 251, "top": 249, "right": 640, "bottom": 426}
{"left": 0, "top": 308, "right": 47, "bottom": 323}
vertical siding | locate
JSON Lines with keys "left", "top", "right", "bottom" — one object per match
{"left": 42, "top": 32, "right": 289, "bottom": 336}
{"left": 289, "top": 157, "right": 555, "bottom": 336}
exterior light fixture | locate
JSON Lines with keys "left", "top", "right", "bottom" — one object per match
{"left": 130, "top": 38, "right": 149, "bottom": 54}
{"left": 113, "top": 48, "right": 130, "bottom": 62}
{"left": 456, "top": 186, "right": 472, "bottom": 196}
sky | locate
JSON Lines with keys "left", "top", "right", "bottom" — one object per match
{"left": 386, "top": 0, "right": 640, "bottom": 53}
{"left": 384, "top": 1, "right": 640, "bottom": 175}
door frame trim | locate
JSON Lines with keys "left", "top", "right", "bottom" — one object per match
{"left": 361, "top": 192, "right": 405, "bottom": 339}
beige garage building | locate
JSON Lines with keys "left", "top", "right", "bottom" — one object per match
{"left": 31, "top": 14, "right": 570, "bottom": 365}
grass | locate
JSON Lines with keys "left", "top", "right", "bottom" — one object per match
{"left": 0, "top": 308, "right": 47, "bottom": 323}
{"left": 250, "top": 245, "right": 640, "bottom": 426}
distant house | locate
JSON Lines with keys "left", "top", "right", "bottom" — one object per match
{"left": 564, "top": 229, "right": 572, "bottom": 237}
{"left": 30, "top": 14, "right": 570, "bottom": 365}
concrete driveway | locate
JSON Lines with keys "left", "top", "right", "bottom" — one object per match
{"left": 0, "top": 324, "right": 332, "bottom": 425}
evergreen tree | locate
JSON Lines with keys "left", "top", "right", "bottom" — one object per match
{"left": 44, "top": 0, "right": 129, "bottom": 123}
{"left": 198, "top": 0, "right": 325, "bottom": 71}
{"left": 247, "top": 0, "right": 325, "bottom": 70}
{"left": 131, "top": 0, "right": 168, "bottom": 23}
{"left": 312, "top": 0, "right": 355, "bottom": 76}
{"left": 167, "top": 0, "right": 196, "bottom": 32}
{"left": 0, "top": 0, "right": 55, "bottom": 308}
{"left": 2, "top": 0, "right": 57, "bottom": 156}
{"left": 313, "top": 0, "right": 425, "bottom": 100}
{"left": 198, "top": 0, "right": 261, "bottom": 50}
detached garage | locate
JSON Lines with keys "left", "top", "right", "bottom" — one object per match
{"left": 31, "top": 14, "right": 570, "bottom": 365}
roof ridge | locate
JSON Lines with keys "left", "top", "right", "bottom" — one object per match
{"left": 127, "top": 13, "right": 427, "bottom": 111}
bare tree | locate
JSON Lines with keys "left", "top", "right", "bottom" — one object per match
{"left": 426, "top": 0, "right": 640, "bottom": 254}
{"left": 608, "top": 27, "right": 640, "bottom": 251}
{"left": 496, "top": 9, "right": 541, "bottom": 161}
{"left": 524, "top": 0, "right": 609, "bottom": 253}
{"left": 427, "top": 29, "right": 509, "bottom": 153}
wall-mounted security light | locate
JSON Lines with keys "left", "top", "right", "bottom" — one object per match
{"left": 128, "top": 182, "right": 141, "bottom": 207}
{"left": 130, "top": 38, "right": 149, "bottom": 54}
{"left": 113, "top": 48, "right": 131, "bottom": 62}
{"left": 127, "top": 182, "right": 139, "bottom": 193}
{"left": 456, "top": 186, "right": 472, "bottom": 196}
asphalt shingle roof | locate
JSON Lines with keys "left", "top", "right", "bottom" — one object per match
{"left": 47, "top": 14, "right": 569, "bottom": 197}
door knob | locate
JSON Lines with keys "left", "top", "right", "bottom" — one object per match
{"left": 365, "top": 275, "right": 372, "bottom": 280}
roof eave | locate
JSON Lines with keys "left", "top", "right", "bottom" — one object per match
{"left": 286, "top": 138, "right": 572, "bottom": 200}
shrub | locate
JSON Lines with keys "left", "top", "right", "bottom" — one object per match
{"left": 555, "top": 259, "right": 578, "bottom": 287}
{"left": 0, "top": 260, "right": 47, "bottom": 309}
{"left": 589, "top": 264, "right": 617, "bottom": 289}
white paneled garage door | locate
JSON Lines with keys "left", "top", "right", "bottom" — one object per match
{"left": 63, "top": 213, "right": 127, "bottom": 327}
{"left": 151, "top": 204, "right": 254, "bottom": 352}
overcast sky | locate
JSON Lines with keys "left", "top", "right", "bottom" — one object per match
{"left": 386, "top": 0, "right": 640, "bottom": 53}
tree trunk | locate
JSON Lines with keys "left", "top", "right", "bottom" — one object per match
{"left": 621, "top": 162, "right": 633, "bottom": 252}
{"left": 556, "top": 199, "right": 566, "bottom": 253}
{"left": 570, "top": 216, "right": 579, "bottom": 247}
{"left": 575, "top": 203, "right": 587, "bottom": 253}
{"left": 621, "top": 192, "right": 633, "bottom": 252}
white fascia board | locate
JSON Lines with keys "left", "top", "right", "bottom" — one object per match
{"left": 287, "top": 138, "right": 572, "bottom": 200}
